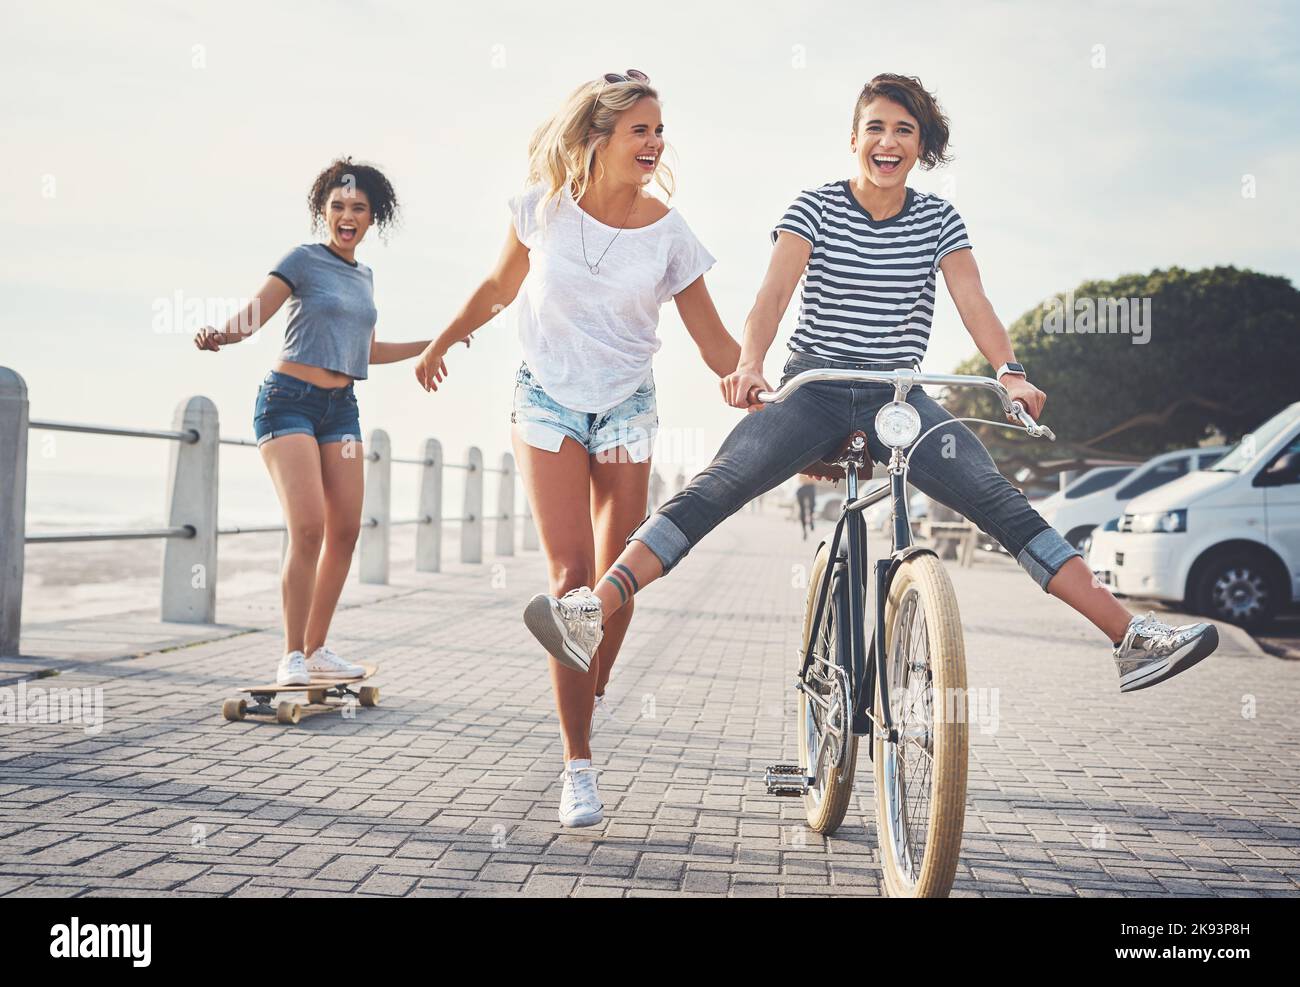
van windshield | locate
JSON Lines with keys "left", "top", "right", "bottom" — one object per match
{"left": 1211, "top": 411, "right": 1298, "bottom": 472}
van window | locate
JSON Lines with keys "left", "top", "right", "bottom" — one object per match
{"left": 1064, "top": 468, "right": 1133, "bottom": 499}
{"left": 1197, "top": 451, "right": 1225, "bottom": 469}
{"left": 1213, "top": 411, "right": 1299, "bottom": 472}
{"left": 1116, "top": 457, "right": 1190, "bottom": 499}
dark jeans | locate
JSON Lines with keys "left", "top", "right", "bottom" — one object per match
{"left": 629, "top": 350, "right": 1080, "bottom": 589}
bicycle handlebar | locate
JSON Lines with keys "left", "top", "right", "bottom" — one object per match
{"left": 753, "top": 368, "right": 1056, "bottom": 441}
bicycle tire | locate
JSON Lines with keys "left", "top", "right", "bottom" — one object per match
{"left": 797, "top": 542, "right": 859, "bottom": 835}
{"left": 873, "top": 553, "right": 968, "bottom": 897}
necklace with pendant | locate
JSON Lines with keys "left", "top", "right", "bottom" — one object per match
{"left": 579, "top": 191, "right": 638, "bottom": 275}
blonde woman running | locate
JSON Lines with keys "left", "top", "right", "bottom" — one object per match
{"left": 415, "top": 70, "right": 739, "bottom": 827}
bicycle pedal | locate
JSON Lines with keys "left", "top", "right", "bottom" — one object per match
{"left": 764, "top": 764, "right": 811, "bottom": 796}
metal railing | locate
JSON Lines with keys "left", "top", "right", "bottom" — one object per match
{"left": 0, "top": 367, "right": 542, "bottom": 657}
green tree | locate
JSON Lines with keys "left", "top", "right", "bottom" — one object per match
{"left": 945, "top": 266, "right": 1300, "bottom": 476}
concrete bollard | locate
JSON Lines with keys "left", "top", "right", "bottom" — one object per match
{"left": 359, "top": 429, "right": 391, "bottom": 584}
{"left": 415, "top": 438, "right": 443, "bottom": 573}
{"left": 462, "top": 446, "right": 483, "bottom": 563}
{"left": 161, "top": 395, "right": 220, "bottom": 623}
{"left": 495, "top": 452, "right": 515, "bottom": 557}
{"left": 0, "top": 368, "right": 29, "bottom": 656}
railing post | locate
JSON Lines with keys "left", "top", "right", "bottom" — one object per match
{"left": 462, "top": 446, "right": 483, "bottom": 563}
{"left": 496, "top": 452, "right": 515, "bottom": 557}
{"left": 161, "top": 395, "right": 219, "bottom": 623}
{"left": 415, "top": 438, "right": 442, "bottom": 573}
{"left": 360, "top": 429, "right": 391, "bottom": 584}
{"left": 0, "top": 368, "right": 29, "bottom": 656}
{"left": 522, "top": 495, "right": 539, "bottom": 551}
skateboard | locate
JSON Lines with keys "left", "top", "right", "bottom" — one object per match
{"left": 221, "top": 664, "right": 380, "bottom": 724}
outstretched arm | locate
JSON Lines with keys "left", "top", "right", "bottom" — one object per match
{"left": 193, "top": 276, "right": 291, "bottom": 351}
{"left": 370, "top": 333, "right": 432, "bottom": 365}
{"left": 721, "top": 231, "right": 810, "bottom": 410}
{"left": 939, "top": 248, "right": 1045, "bottom": 418}
{"left": 415, "top": 222, "right": 531, "bottom": 391}
{"left": 672, "top": 276, "right": 741, "bottom": 378}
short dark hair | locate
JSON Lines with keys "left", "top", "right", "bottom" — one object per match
{"left": 851, "top": 74, "right": 952, "bottom": 169}
{"left": 307, "top": 157, "right": 400, "bottom": 234}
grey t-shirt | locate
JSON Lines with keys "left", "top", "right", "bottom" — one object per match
{"left": 269, "top": 244, "right": 377, "bottom": 379}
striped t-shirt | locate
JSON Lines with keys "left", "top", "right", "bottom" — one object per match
{"left": 772, "top": 180, "right": 972, "bottom": 365}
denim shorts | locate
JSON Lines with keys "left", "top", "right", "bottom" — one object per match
{"left": 253, "top": 370, "right": 361, "bottom": 447}
{"left": 511, "top": 362, "right": 658, "bottom": 463}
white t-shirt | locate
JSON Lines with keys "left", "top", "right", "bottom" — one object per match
{"left": 508, "top": 182, "right": 716, "bottom": 413}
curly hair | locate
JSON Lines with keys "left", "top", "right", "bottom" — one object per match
{"left": 851, "top": 74, "right": 952, "bottom": 169}
{"left": 307, "top": 157, "right": 400, "bottom": 234}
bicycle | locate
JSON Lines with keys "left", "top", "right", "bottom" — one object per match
{"left": 759, "top": 367, "right": 1056, "bottom": 897}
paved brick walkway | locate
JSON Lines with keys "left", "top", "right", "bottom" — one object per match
{"left": 1, "top": 511, "right": 1296, "bottom": 897}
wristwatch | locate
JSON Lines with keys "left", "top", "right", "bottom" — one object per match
{"left": 995, "top": 362, "right": 1026, "bottom": 380}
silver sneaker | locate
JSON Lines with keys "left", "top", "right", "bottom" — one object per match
{"left": 1113, "top": 612, "right": 1219, "bottom": 693}
{"left": 523, "top": 587, "right": 603, "bottom": 673}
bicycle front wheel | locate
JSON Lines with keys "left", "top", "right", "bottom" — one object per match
{"left": 797, "top": 542, "right": 859, "bottom": 835}
{"left": 873, "top": 553, "right": 968, "bottom": 897}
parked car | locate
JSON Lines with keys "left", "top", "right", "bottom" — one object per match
{"left": 1088, "top": 403, "right": 1300, "bottom": 629}
{"left": 1039, "top": 445, "right": 1228, "bottom": 549}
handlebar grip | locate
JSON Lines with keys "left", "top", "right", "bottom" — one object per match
{"left": 1010, "top": 401, "right": 1056, "bottom": 442}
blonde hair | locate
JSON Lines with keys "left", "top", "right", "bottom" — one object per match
{"left": 524, "top": 77, "right": 676, "bottom": 227}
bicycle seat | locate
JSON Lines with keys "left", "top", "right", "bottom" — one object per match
{"left": 803, "top": 430, "right": 873, "bottom": 483}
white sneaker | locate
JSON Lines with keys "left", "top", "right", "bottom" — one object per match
{"left": 523, "top": 587, "right": 604, "bottom": 673}
{"left": 276, "top": 650, "right": 310, "bottom": 686}
{"left": 307, "top": 645, "right": 365, "bottom": 678}
{"left": 558, "top": 758, "right": 604, "bottom": 828}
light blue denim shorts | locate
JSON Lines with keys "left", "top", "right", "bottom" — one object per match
{"left": 511, "top": 362, "right": 658, "bottom": 463}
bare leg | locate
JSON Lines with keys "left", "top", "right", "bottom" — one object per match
{"left": 259, "top": 435, "right": 325, "bottom": 655}
{"left": 592, "top": 540, "right": 664, "bottom": 620}
{"left": 588, "top": 449, "right": 653, "bottom": 697}
{"left": 1046, "top": 556, "right": 1134, "bottom": 643}
{"left": 304, "top": 440, "right": 365, "bottom": 654}
{"left": 513, "top": 429, "right": 597, "bottom": 762}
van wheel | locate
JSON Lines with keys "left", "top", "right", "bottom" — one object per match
{"left": 1191, "top": 550, "right": 1281, "bottom": 630}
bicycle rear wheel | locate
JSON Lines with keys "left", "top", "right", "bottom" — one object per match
{"left": 873, "top": 553, "right": 968, "bottom": 897}
{"left": 797, "top": 542, "right": 859, "bottom": 835}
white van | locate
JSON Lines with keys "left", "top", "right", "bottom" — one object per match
{"left": 1088, "top": 403, "right": 1300, "bottom": 629}
{"left": 1038, "top": 446, "right": 1227, "bottom": 550}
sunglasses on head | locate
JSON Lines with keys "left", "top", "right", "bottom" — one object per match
{"left": 601, "top": 69, "right": 649, "bottom": 84}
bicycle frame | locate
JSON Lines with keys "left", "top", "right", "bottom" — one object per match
{"left": 777, "top": 366, "right": 1055, "bottom": 757}
{"left": 797, "top": 447, "right": 913, "bottom": 753}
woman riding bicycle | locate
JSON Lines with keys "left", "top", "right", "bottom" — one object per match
{"left": 524, "top": 73, "right": 1220, "bottom": 737}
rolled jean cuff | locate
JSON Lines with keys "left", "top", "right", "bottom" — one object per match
{"left": 1016, "top": 527, "right": 1083, "bottom": 592}
{"left": 628, "top": 512, "right": 692, "bottom": 576}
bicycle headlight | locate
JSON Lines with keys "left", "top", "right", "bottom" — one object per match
{"left": 875, "top": 401, "right": 922, "bottom": 449}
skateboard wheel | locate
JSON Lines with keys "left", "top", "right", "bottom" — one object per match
{"left": 358, "top": 686, "right": 379, "bottom": 708}
{"left": 276, "top": 701, "right": 301, "bottom": 725}
{"left": 222, "top": 699, "right": 247, "bottom": 722}
{"left": 306, "top": 688, "right": 327, "bottom": 705}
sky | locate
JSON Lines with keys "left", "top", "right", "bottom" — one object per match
{"left": 3, "top": 0, "right": 1298, "bottom": 517}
